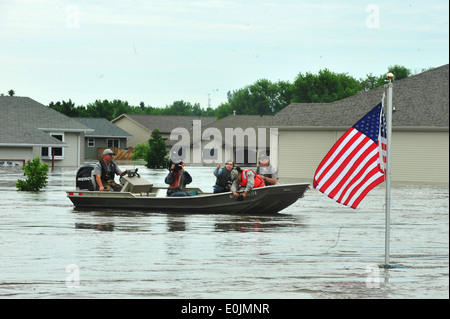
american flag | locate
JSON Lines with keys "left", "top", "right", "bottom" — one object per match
{"left": 313, "top": 102, "right": 387, "bottom": 209}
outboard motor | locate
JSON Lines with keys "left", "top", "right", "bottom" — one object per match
{"left": 76, "top": 165, "right": 95, "bottom": 190}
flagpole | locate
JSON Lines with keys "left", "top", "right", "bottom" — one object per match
{"left": 384, "top": 73, "right": 394, "bottom": 267}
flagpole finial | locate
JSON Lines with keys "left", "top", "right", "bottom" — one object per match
{"left": 387, "top": 72, "right": 394, "bottom": 83}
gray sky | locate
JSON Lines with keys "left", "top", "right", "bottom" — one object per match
{"left": 1, "top": 0, "right": 448, "bottom": 109}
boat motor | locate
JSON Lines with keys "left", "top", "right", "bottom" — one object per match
{"left": 76, "top": 165, "right": 95, "bottom": 191}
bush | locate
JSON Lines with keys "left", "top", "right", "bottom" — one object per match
{"left": 16, "top": 157, "right": 49, "bottom": 191}
{"left": 131, "top": 142, "right": 150, "bottom": 160}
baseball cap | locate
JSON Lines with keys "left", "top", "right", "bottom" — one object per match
{"left": 103, "top": 148, "right": 115, "bottom": 156}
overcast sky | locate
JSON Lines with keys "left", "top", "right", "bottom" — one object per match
{"left": 0, "top": 0, "right": 448, "bottom": 109}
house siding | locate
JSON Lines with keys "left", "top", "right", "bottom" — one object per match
{"left": 0, "top": 147, "right": 33, "bottom": 163}
{"left": 31, "top": 132, "right": 84, "bottom": 167}
{"left": 391, "top": 131, "right": 449, "bottom": 183}
{"left": 277, "top": 129, "right": 449, "bottom": 184}
{"left": 84, "top": 137, "right": 128, "bottom": 160}
{"left": 113, "top": 117, "right": 150, "bottom": 147}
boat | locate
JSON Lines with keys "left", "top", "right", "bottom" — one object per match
{"left": 66, "top": 166, "right": 309, "bottom": 214}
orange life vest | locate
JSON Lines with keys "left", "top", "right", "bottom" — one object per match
{"left": 238, "top": 169, "right": 265, "bottom": 188}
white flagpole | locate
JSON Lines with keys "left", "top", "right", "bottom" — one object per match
{"left": 385, "top": 73, "right": 394, "bottom": 267}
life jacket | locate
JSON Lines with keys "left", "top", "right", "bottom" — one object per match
{"left": 238, "top": 169, "right": 265, "bottom": 188}
{"left": 99, "top": 159, "right": 117, "bottom": 183}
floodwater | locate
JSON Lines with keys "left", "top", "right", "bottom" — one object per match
{"left": 0, "top": 163, "right": 448, "bottom": 300}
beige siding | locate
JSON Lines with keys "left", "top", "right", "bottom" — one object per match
{"left": 391, "top": 131, "right": 448, "bottom": 183}
{"left": 278, "top": 129, "right": 449, "bottom": 184}
{"left": 0, "top": 147, "right": 33, "bottom": 163}
{"left": 278, "top": 130, "right": 345, "bottom": 182}
{"left": 33, "top": 132, "right": 83, "bottom": 167}
{"left": 114, "top": 118, "right": 150, "bottom": 147}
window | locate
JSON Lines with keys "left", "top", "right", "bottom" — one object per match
{"left": 88, "top": 138, "right": 95, "bottom": 147}
{"left": 41, "top": 133, "right": 64, "bottom": 160}
{"left": 107, "top": 139, "right": 119, "bottom": 148}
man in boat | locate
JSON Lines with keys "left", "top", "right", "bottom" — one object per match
{"left": 212, "top": 160, "right": 234, "bottom": 193}
{"left": 165, "top": 159, "right": 192, "bottom": 196}
{"left": 93, "top": 148, "right": 129, "bottom": 191}
{"left": 255, "top": 154, "right": 278, "bottom": 186}
{"left": 230, "top": 166, "right": 265, "bottom": 199}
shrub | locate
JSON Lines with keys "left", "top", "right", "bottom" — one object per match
{"left": 16, "top": 157, "right": 49, "bottom": 191}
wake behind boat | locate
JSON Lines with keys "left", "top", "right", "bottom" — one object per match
{"left": 66, "top": 166, "right": 309, "bottom": 214}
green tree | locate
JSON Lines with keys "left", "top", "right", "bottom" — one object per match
{"left": 359, "top": 73, "right": 382, "bottom": 92}
{"left": 291, "top": 69, "right": 361, "bottom": 103}
{"left": 131, "top": 142, "right": 150, "bottom": 160}
{"left": 215, "top": 102, "right": 233, "bottom": 119}
{"left": 16, "top": 157, "right": 49, "bottom": 191}
{"left": 360, "top": 65, "right": 413, "bottom": 91}
{"left": 216, "top": 79, "right": 292, "bottom": 119}
{"left": 49, "top": 99, "right": 78, "bottom": 117}
{"left": 146, "top": 129, "right": 169, "bottom": 168}
{"left": 387, "top": 65, "right": 412, "bottom": 81}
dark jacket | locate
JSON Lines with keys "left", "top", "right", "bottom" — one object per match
{"left": 165, "top": 170, "right": 192, "bottom": 191}
{"left": 213, "top": 167, "right": 232, "bottom": 191}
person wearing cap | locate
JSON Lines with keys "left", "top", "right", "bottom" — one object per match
{"left": 230, "top": 166, "right": 265, "bottom": 199}
{"left": 93, "top": 148, "right": 129, "bottom": 191}
{"left": 256, "top": 154, "right": 278, "bottom": 186}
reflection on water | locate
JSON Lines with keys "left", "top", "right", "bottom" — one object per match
{"left": 75, "top": 223, "right": 115, "bottom": 232}
{"left": 0, "top": 165, "right": 448, "bottom": 299}
{"left": 71, "top": 212, "right": 305, "bottom": 233}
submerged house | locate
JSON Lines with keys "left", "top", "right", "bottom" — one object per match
{"left": 0, "top": 96, "right": 93, "bottom": 167}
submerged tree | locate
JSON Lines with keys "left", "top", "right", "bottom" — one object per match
{"left": 146, "top": 129, "right": 169, "bottom": 169}
{"left": 16, "top": 157, "right": 49, "bottom": 191}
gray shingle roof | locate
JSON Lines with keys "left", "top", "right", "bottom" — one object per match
{"left": 201, "top": 115, "right": 274, "bottom": 131}
{"left": 191, "top": 115, "right": 274, "bottom": 146}
{"left": 272, "top": 64, "right": 449, "bottom": 129}
{"left": 112, "top": 114, "right": 216, "bottom": 133}
{"left": 75, "top": 118, "right": 133, "bottom": 138}
{"left": 0, "top": 96, "right": 93, "bottom": 146}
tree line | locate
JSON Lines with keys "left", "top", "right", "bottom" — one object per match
{"left": 47, "top": 65, "right": 426, "bottom": 120}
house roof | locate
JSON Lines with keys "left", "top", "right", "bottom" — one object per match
{"left": 201, "top": 115, "right": 274, "bottom": 131}
{"left": 190, "top": 115, "right": 274, "bottom": 147}
{"left": 271, "top": 64, "right": 449, "bottom": 130}
{"left": 112, "top": 114, "right": 216, "bottom": 133}
{"left": 75, "top": 118, "right": 133, "bottom": 138}
{"left": 0, "top": 96, "right": 93, "bottom": 147}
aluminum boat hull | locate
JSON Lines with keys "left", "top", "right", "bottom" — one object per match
{"left": 66, "top": 183, "right": 309, "bottom": 214}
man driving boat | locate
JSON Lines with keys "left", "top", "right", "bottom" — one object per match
{"left": 93, "top": 148, "right": 129, "bottom": 191}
